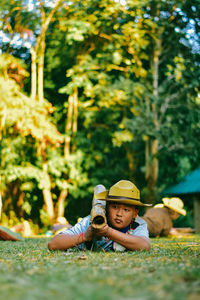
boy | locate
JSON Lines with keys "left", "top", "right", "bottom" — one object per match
{"left": 142, "top": 197, "right": 187, "bottom": 237}
{"left": 48, "top": 180, "right": 151, "bottom": 252}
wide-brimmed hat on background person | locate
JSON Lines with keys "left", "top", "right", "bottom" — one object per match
{"left": 161, "top": 197, "right": 186, "bottom": 215}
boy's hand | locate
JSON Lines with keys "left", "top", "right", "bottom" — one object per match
{"left": 83, "top": 225, "right": 93, "bottom": 242}
{"left": 92, "top": 224, "right": 109, "bottom": 237}
{"left": 83, "top": 224, "right": 110, "bottom": 242}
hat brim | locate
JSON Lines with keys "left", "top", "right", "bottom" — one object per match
{"left": 154, "top": 204, "right": 164, "bottom": 208}
{"left": 96, "top": 191, "right": 152, "bottom": 207}
{"left": 164, "top": 204, "right": 186, "bottom": 216}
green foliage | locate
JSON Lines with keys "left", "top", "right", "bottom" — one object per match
{"left": 64, "top": 20, "right": 92, "bottom": 44}
{"left": 0, "top": 83, "right": 62, "bottom": 144}
{"left": 0, "top": 54, "right": 64, "bottom": 224}
{"left": 1, "top": 165, "right": 50, "bottom": 190}
{"left": 0, "top": 0, "right": 200, "bottom": 226}
{"left": 45, "top": 0, "right": 200, "bottom": 219}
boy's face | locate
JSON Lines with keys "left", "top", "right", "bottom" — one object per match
{"left": 107, "top": 202, "right": 138, "bottom": 230}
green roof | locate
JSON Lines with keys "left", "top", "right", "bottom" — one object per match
{"left": 164, "top": 168, "right": 200, "bottom": 195}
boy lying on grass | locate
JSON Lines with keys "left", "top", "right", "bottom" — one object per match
{"left": 48, "top": 180, "right": 151, "bottom": 252}
{"left": 142, "top": 197, "right": 187, "bottom": 237}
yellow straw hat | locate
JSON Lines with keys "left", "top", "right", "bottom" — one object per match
{"left": 154, "top": 204, "right": 164, "bottom": 208}
{"left": 162, "top": 197, "right": 186, "bottom": 216}
{"left": 96, "top": 180, "right": 152, "bottom": 207}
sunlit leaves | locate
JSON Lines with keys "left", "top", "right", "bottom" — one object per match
{"left": 64, "top": 20, "right": 91, "bottom": 44}
{"left": 1, "top": 165, "right": 50, "bottom": 189}
{"left": 166, "top": 56, "right": 186, "bottom": 81}
{"left": 0, "top": 55, "right": 63, "bottom": 145}
{"left": 0, "top": 0, "right": 200, "bottom": 225}
{"left": 112, "top": 130, "right": 134, "bottom": 147}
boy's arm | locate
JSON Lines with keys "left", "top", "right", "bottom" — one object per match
{"left": 48, "top": 226, "right": 93, "bottom": 251}
{"left": 94, "top": 225, "right": 150, "bottom": 251}
{"left": 108, "top": 227, "right": 150, "bottom": 251}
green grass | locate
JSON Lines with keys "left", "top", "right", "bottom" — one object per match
{"left": 0, "top": 235, "right": 200, "bottom": 300}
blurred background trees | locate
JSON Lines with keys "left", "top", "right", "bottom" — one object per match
{"left": 0, "top": 0, "right": 199, "bottom": 231}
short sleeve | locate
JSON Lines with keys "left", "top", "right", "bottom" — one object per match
{"left": 58, "top": 216, "right": 91, "bottom": 250}
{"left": 130, "top": 216, "right": 149, "bottom": 238}
{"left": 59, "top": 215, "right": 91, "bottom": 236}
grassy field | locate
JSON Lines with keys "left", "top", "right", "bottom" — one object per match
{"left": 0, "top": 235, "right": 200, "bottom": 300}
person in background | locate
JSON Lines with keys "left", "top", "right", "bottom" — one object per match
{"left": 11, "top": 220, "right": 32, "bottom": 237}
{"left": 142, "top": 197, "right": 187, "bottom": 237}
{"left": 50, "top": 217, "right": 72, "bottom": 234}
{"left": 0, "top": 225, "right": 23, "bottom": 241}
{"left": 48, "top": 180, "right": 151, "bottom": 252}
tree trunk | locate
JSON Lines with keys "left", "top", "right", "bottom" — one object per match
{"left": 72, "top": 87, "right": 78, "bottom": 152}
{"left": 42, "top": 188, "right": 55, "bottom": 221}
{"left": 145, "top": 139, "right": 150, "bottom": 182}
{"left": 17, "top": 191, "right": 25, "bottom": 218}
{"left": 72, "top": 87, "right": 78, "bottom": 134}
{"left": 56, "top": 189, "right": 68, "bottom": 218}
{"left": 194, "top": 195, "right": 200, "bottom": 233}
{"left": 145, "top": 35, "right": 161, "bottom": 204}
{"left": 150, "top": 139, "right": 159, "bottom": 186}
{"left": 125, "top": 144, "right": 136, "bottom": 182}
{"left": 0, "top": 192, "right": 2, "bottom": 221}
{"left": 42, "top": 161, "right": 55, "bottom": 222}
{"left": 38, "top": 37, "right": 45, "bottom": 102}
{"left": 145, "top": 139, "right": 159, "bottom": 203}
{"left": 30, "top": 48, "right": 37, "bottom": 100}
{"left": 32, "top": 0, "right": 64, "bottom": 102}
{"left": 64, "top": 93, "right": 74, "bottom": 159}
{"left": 30, "top": 0, "right": 65, "bottom": 222}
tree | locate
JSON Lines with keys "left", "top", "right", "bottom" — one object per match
{"left": 125, "top": 0, "right": 200, "bottom": 201}
{"left": 0, "top": 0, "right": 199, "bottom": 226}
{"left": 0, "top": 53, "right": 63, "bottom": 223}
